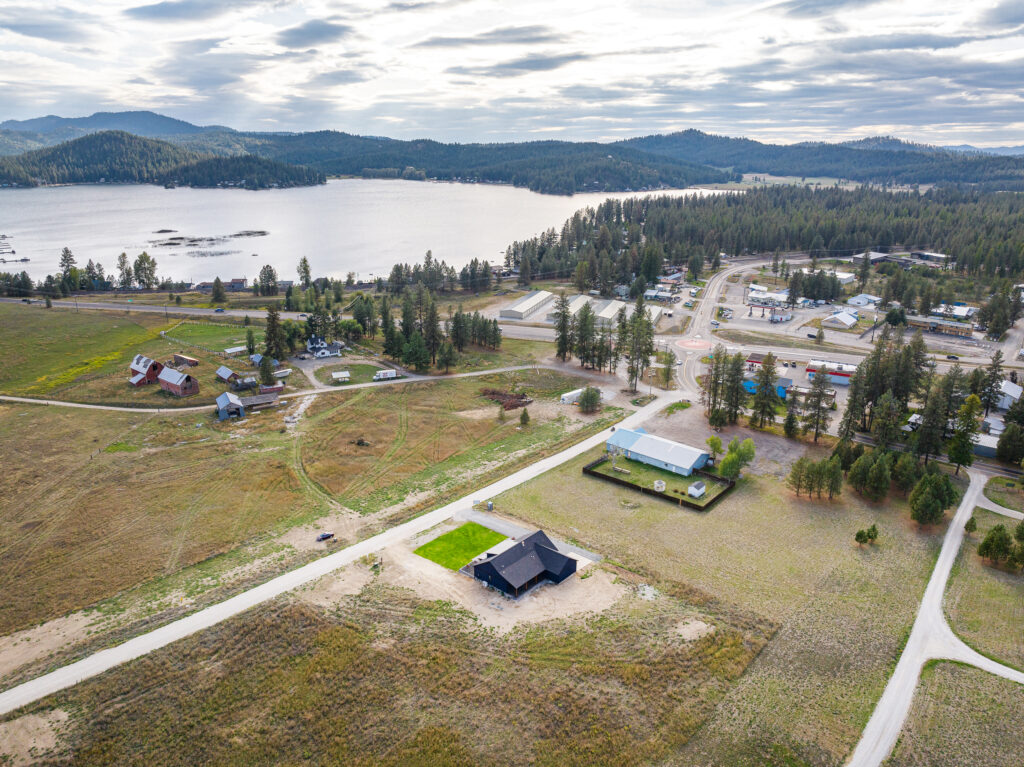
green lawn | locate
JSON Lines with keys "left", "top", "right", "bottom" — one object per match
{"left": 414, "top": 522, "right": 506, "bottom": 570}
{"left": 167, "top": 321, "right": 264, "bottom": 351}
{"left": 314, "top": 362, "right": 386, "bottom": 386}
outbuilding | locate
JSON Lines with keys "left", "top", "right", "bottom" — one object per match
{"left": 173, "top": 353, "right": 200, "bottom": 367}
{"left": 216, "top": 391, "right": 245, "bottom": 420}
{"left": 605, "top": 428, "right": 710, "bottom": 476}
{"left": 128, "top": 354, "right": 163, "bottom": 386}
{"left": 500, "top": 290, "right": 554, "bottom": 320}
{"left": 469, "top": 530, "right": 577, "bottom": 598}
{"left": 158, "top": 367, "right": 200, "bottom": 397}
{"left": 215, "top": 365, "right": 238, "bottom": 383}
{"left": 822, "top": 311, "right": 858, "bottom": 330}
{"left": 996, "top": 380, "right": 1023, "bottom": 411}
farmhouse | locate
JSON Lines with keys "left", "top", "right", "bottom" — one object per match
{"left": 306, "top": 335, "right": 344, "bottom": 357}
{"left": 469, "top": 530, "right": 577, "bottom": 598}
{"left": 500, "top": 290, "right": 554, "bottom": 320}
{"left": 128, "top": 354, "right": 163, "bottom": 386}
{"left": 172, "top": 353, "right": 199, "bottom": 367}
{"left": 158, "top": 367, "right": 199, "bottom": 397}
{"left": 215, "top": 365, "right": 238, "bottom": 383}
{"left": 196, "top": 278, "right": 247, "bottom": 292}
{"left": 606, "top": 428, "right": 710, "bottom": 476}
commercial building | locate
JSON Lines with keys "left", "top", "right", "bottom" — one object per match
{"left": 500, "top": 290, "right": 554, "bottom": 320}
{"left": 806, "top": 359, "right": 858, "bottom": 385}
{"left": 906, "top": 315, "right": 973, "bottom": 338}
{"left": 798, "top": 268, "right": 856, "bottom": 285}
{"left": 742, "top": 374, "right": 792, "bottom": 399}
{"left": 822, "top": 311, "right": 858, "bottom": 330}
{"left": 931, "top": 304, "right": 976, "bottom": 321}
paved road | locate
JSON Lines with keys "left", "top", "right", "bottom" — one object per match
{"left": 0, "top": 383, "right": 676, "bottom": 716}
{"left": 846, "top": 468, "right": 1024, "bottom": 767}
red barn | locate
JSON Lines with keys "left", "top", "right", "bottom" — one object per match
{"left": 158, "top": 367, "right": 200, "bottom": 397}
{"left": 128, "top": 354, "right": 163, "bottom": 386}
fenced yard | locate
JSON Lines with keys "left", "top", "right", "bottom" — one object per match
{"left": 584, "top": 454, "right": 732, "bottom": 510}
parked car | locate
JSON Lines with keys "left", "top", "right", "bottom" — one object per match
{"left": 710, "top": 320, "right": 720, "bottom": 327}
{"left": 946, "top": 354, "right": 959, "bottom": 360}
{"left": 214, "top": 307, "right": 225, "bottom": 313}
{"left": 316, "top": 532, "right": 335, "bottom": 542}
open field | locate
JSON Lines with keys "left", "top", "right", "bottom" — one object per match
{"left": 490, "top": 442, "right": 942, "bottom": 765}
{"left": 0, "top": 402, "right": 319, "bottom": 636}
{"left": 427, "top": 338, "right": 556, "bottom": 375}
{"left": 885, "top": 662, "right": 1024, "bottom": 767}
{"left": 301, "top": 370, "right": 624, "bottom": 515}
{"left": 0, "top": 581, "right": 772, "bottom": 766}
{"left": 589, "top": 456, "right": 727, "bottom": 507}
{"left": 983, "top": 476, "right": 1023, "bottom": 512}
{"left": 0, "top": 304, "right": 268, "bottom": 408}
{"left": 716, "top": 327, "right": 862, "bottom": 354}
{"left": 413, "top": 522, "right": 505, "bottom": 569}
{"left": 165, "top": 320, "right": 264, "bottom": 351}
{"left": 945, "top": 508, "right": 1024, "bottom": 670}
{"left": 314, "top": 362, "right": 387, "bottom": 386}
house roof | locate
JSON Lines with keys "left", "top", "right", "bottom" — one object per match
{"left": 216, "top": 391, "right": 243, "bottom": 409}
{"left": 216, "top": 365, "right": 236, "bottom": 380}
{"left": 607, "top": 428, "right": 709, "bottom": 470}
{"left": 158, "top": 367, "right": 189, "bottom": 386}
{"left": 130, "top": 354, "right": 156, "bottom": 374}
{"left": 128, "top": 373, "right": 146, "bottom": 385}
{"left": 474, "top": 530, "right": 572, "bottom": 590}
{"left": 1000, "top": 380, "right": 1023, "bottom": 400}
{"left": 824, "top": 311, "right": 857, "bottom": 328}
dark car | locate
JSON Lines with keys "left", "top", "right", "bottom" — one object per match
{"left": 316, "top": 532, "right": 335, "bottom": 542}
{"left": 214, "top": 307, "right": 225, "bottom": 313}
{"left": 946, "top": 354, "right": 959, "bottom": 360}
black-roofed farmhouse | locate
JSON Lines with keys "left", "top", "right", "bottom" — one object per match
{"left": 470, "top": 530, "right": 576, "bottom": 598}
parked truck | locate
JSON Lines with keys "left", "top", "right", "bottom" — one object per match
{"left": 372, "top": 369, "right": 398, "bottom": 381}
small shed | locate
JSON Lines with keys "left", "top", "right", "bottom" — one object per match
{"left": 241, "top": 392, "right": 280, "bottom": 410}
{"left": 687, "top": 481, "right": 707, "bottom": 499}
{"left": 233, "top": 376, "right": 259, "bottom": 391}
{"left": 224, "top": 345, "right": 247, "bottom": 356}
{"left": 158, "top": 367, "right": 200, "bottom": 397}
{"left": 173, "top": 353, "right": 199, "bottom": 367}
{"left": 128, "top": 354, "right": 163, "bottom": 386}
{"left": 331, "top": 371, "right": 351, "bottom": 383}
{"left": 259, "top": 382, "right": 285, "bottom": 395}
{"left": 216, "top": 391, "right": 245, "bottom": 420}
{"left": 215, "top": 365, "right": 238, "bottom": 383}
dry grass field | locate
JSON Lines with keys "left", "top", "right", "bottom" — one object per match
{"left": 945, "top": 508, "right": 1024, "bottom": 670}
{"left": 301, "top": 370, "right": 622, "bottom": 515}
{"left": 0, "top": 403, "right": 319, "bottom": 635}
{"left": 4, "top": 582, "right": 773, "bottom": 766}
{"left": 982, "top": 476, "right": 1023, "bottom": 512}
{"left": 885, "top": 662, "right": 1024, "bottom": 767}
{"left": 490, "top": 446, "right": 942, "bottom": 766}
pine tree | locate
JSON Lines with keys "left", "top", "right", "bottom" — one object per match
{"left": 750, "top": 352, "right": 782, "bottom": 428}
{"left": 784, "top": 395, "right": 801, "bottom": 439}
{"left": 402, "top": 331, "right": 430, "bottom": 372}
{"left": 211, "top": 276, "right": 226, "bottom": 303}
{"left": 423, "top": 298, "right": 442, "bottom": 364}
{"left": 259, "top": 355, "right": 275, "bottom": 386}
{"left": 553, "top": 292, "right": 573, "bottom": 361}
{"left": 787, "top": 456, "right": 810, "bottom": 497}
{"left": 264, "top": 305, "right": 288, "bottom": 360}
{"left": 246, "top": 328, "right": 256, "bottom": 355}
{"left": 437, "top": 341, "right": 457, "bottom": 373}
{"left": 519, "top": 407, "right": 530, "bottom": 426}
{"left": 864, "top": 454, "right": 891, "bottom": 502}
{"left": 826, "top": 456, "right": 843, "bottom": 499}
{"left": 948, "top": 394, "right": 981, "bottom": 474}
{"left": 802, "top": 368, "right": 833, "bottom": 442}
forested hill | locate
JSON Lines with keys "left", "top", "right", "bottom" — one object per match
{"left": 0, "top": 131, "right": 325, "bottom": 189}
{"left": 171, "top": 130, "right": 736, "bottom": 194}
{"left": 617, "top": 130, "right": 1024, "bottom": 189}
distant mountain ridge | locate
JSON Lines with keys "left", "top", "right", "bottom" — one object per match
{"left": 2, "top": 110, "right": 1024, "bottom": 193}
{"left": 0, "top": 131, "right": 325, "bottom": 189}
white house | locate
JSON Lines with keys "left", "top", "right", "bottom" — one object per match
{"left": 822, "top": 311, "right": 858, "bottom": 330}
{"left": 996, "top": 379, "right": 1023, "bottom": 411}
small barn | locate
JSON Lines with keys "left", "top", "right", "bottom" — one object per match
{"left": 173, "top": 353, "right": 200, "bottom": 367}
{"left": 215, "top": 365, "right": 238, "bottom": 383}
{"left": 158, "top": 367, "right": 200, "bottom": 397}
{"left": 249, "top": 353, "right": 278, "bottom": 368}
{"left": 470, "top": 530, "right": 576, "bottom": 598}
{"left": 216, "top": 391, "right": 245, "bottom": 420}
{"left": 259, "top": 382, "right": 285, "bottom": 395}
{"left": 128, "top": 354, "right": 163, "bottom": 386}
{"left": 233, "top": 376, "right": 259, "bottom": 391}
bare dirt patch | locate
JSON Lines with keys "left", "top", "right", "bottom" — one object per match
{"left": 0, "top": 709, "right": 68, "bottom": 766}
{"left": 675, "top": 618, "right": 715, "bottom": 641}
{"left": 298, "top": 565, "right": 376, "bottom": 608}
{"left": 0, "top": 613, "right": 94, "bottom": 680}
{"left": 361, "top": 543, "right": 627, "bottom": 632}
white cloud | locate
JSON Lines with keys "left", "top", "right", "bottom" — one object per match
{"left": 0, "top": 0, "right": 1021, "bottom": 145}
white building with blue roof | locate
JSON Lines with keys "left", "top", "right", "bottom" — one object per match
{"left": 606, "top": 428, "right": 710, "bottom": 476}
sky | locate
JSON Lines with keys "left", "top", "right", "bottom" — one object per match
{"left": 1, "top": 0, "right": 1023, "bottom": 145}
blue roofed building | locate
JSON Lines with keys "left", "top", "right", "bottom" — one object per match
{"left": 605, "top": 428, "right": 711, "bottom": 476}
{"left": 742, "top": 373, "right": 792, "bottom": 399}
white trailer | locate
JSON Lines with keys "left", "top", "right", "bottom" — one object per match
{"left": 373, "top": 369, "right": 398, "bottom": 381}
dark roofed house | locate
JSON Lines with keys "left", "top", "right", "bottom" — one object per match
{"left": 470, "top": 530, "right": 576, "bottom": 598}
{"left": 128, "top": 354, "right": 163, "bottom": 386}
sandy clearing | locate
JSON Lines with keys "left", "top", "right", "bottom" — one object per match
{"left": 369, "top": 543, "right": 627, "bottom": 633}
{"left": 298, "top": 564, "right": 376, "bottom": 607}
{"left": 675, "top": 619, "right": 715, "bottom": 641}
{"left": 0, "top": 614, "right": 95, "bottom": 681}
{"left": 0, "top": 709, "right": 68, "bottom": 766}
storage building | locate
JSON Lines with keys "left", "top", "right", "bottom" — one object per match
{"left": 172, "top": 353, "right": 199, "bottom": 367}
{"left": 605, "top": 428, "right": 710, "bottom": 476}
{"left": 128, "top": 354, "right": 163, "bottom": 386}
{"left": 822, "top": 311, "right": 858, "bottom": 330}
{"left": 500, "top": 290, "right": 554, "bottom": 320}
{"left": 158, "top": 367, "right": 200, "bottom": 397}
{"left": 215, "top": 365, "right": 238, "bottom": 383}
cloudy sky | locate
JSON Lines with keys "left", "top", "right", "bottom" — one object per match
{"left": 2, "top": 0, "right": 1023, "bottom": 145}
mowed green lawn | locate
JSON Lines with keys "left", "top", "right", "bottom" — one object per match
{"left": 0, "top": 303, "right": 169, "bottom": 394}
{"left": 314, "top": 362, "right": 386, "bottom": 386}
{"left": 414, "top": 522, "right": 506, "bottom": 569}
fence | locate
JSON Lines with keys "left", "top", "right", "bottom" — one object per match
{"left": 582, "top": 455, "right": 735, "bottom": 512}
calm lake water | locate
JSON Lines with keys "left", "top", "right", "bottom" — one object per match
{"left": 0, "top": 180, "right": 712, "bottom": 284}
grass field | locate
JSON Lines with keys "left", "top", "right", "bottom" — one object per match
{"left": 6, "top": 581, "right": 774, "bottom": 765}
{"left": 314, "top": 362, "right": 387, "bottom": 386}
{"left": 301, "top": 370, "right": 624, "bottom": 516}
{"left": 426, "top": 338, "right": 556, "bottom": 375}
{"left": 0, "top": 402, "right": 320, "bottom": 635}
{"left": 945, "top": 508, "right": 1024, "bottom": 670}
{"left": 414, "top": 523, "right": 506, "bottom": 570}
{"left": 885, "top": 662, "right": 1024, "bottom": 766}
{"left": 716, "top": 327, "right": 862, "bottom": 354}
{"left": 983, "top": 476, "right": 1023, "bottom": 512}
{"left": 590, "top": 456, "right": 727, "bottom": 507}
{"left": 0, "top": 304, "right": 268, "bottom": 407}
{"left": 166, "top": 321, "right": 264, "bottom": 351}
{"left": 489, "top": 445, "right": 942, "bottom": 765}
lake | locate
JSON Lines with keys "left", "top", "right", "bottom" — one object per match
{"left": 0, "top": 180, "right": 712, "bottom": 284}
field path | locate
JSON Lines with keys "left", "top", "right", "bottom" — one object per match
{"left": 846, "top": 468, "right": 1024, "bottom": 767}
{"left": 0, "top": 388, "right": 676, "bottom": 716}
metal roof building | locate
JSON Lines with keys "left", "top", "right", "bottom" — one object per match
{"left": 500, "top": 290, "right": 554, "bottom": 320}
{"left": 606, "top": 428, "right": 710, "bottom": 477}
